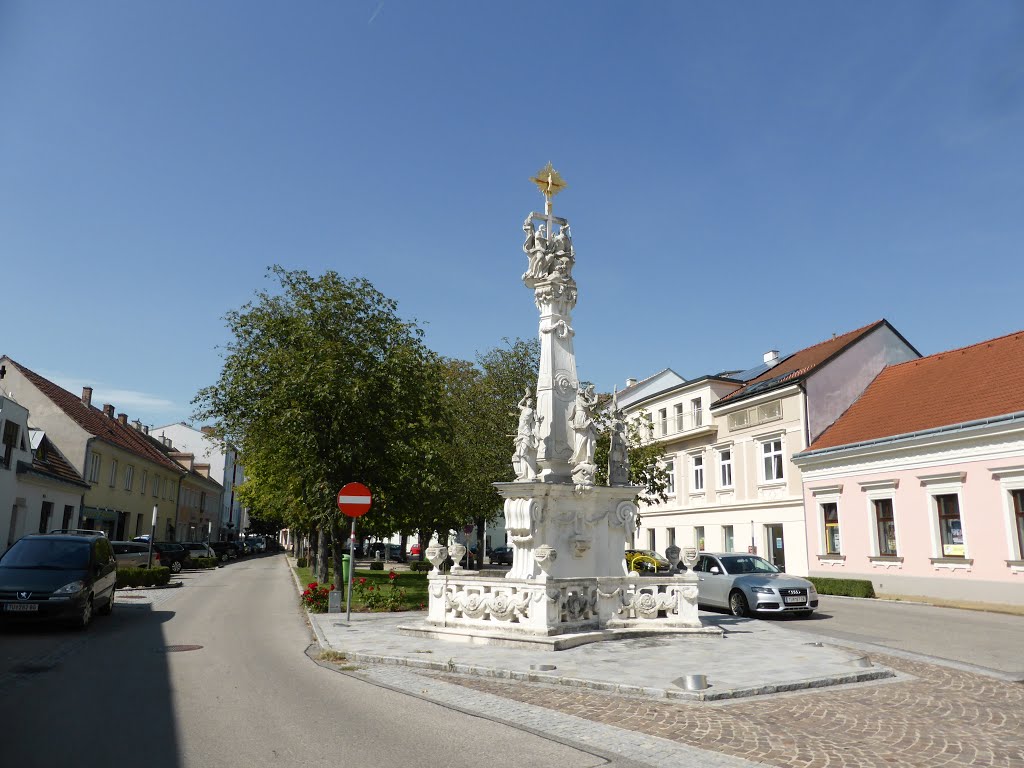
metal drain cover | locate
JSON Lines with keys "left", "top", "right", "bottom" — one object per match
{"left": 160, "top": 644, "right": 204, "bottom": 653}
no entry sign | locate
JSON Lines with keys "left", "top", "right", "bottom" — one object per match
{"left": 337, "top": 482, "right": 372, "bottom": 517}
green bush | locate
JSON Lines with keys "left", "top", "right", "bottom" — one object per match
{"left": 807, "top": 577, "right": 876, "bottom": 598}
{"left": 409, "top": 561, "right": 432, "bottom": 572}
{"left": 368, "top": 561, "right": 384, "bottom": 571}
{"left": 191, "top": 557, "right": 218, "bottom": 569}
{"left": 296, "top": 557, "right": 308, "bottom": 568}
{"left": 117, "top": 567, "right": 172, "bottom": 588}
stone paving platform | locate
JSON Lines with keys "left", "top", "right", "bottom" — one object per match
{"left": 310, "top": 610, "right": 892, "bottom": 701}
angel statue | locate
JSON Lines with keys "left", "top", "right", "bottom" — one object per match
{"left": 607, "top": 388, "right": 630, "bottom": 486}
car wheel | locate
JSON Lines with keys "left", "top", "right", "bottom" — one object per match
{"left": 170, "top": 560, "right": 182, "bottom": 574}
{"left": 729, "top": 590, "right": 750, "bottom": 618}
{"left": 98, "top": 589, "right": 114, "bottom": 616}
{"left": 75, "top": 597, "right": 93, "bottom": 629}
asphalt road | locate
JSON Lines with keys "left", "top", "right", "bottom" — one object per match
{"left": 0, "top": 555, "right": 607, "bottom": 768}
{"left": 767, "top": 594, "right": 1024, "bottom": 677}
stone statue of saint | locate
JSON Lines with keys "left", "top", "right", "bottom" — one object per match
{"left": 512, "top": 389, "right": 543, "bottom": 481}
{"left": 608, "top": 389, "right": 630, "bottom": 486}
{"left": 569, "top": 383, "right": 599, "bottom": 468}
{"left": 550, "top": 223, "right": 574, "bottom": 279}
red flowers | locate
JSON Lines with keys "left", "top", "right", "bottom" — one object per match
{"left": 388, "top": 570, "right": 398, "bottom": 581}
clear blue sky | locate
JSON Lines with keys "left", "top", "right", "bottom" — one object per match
{"left": 2, "top": 2, "right": 1022, "bottom": 428}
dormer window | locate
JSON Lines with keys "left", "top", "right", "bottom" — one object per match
{"left": 2, "top": 420, "right": 19, "bottom": 469}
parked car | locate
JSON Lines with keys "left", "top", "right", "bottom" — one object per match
{"left": 151, "top": 542, "right": 191, "bottom": 574}
{"left": 624, "top": 548, "right": 674, "bottom": 574}
{"left": 207, "top": 542, "right": 237, "bottom": 563}
{"left": 181, "top": 542, "right": 215, "bottom": 563}
{"left": 489, "top": 545, "right": 514, "bottom": 565}
{"left": 408, "top": 543, "right": 422, "bottom": 558}
{"left": 368, "top": 543, "right": 406, "bottom": 562}
{"left": 0, "top": 533, "right": 117, "bottom": 628}
{"left": 692, "top": 552, "right": 819, "bottom": 618}
{"left": 111, "top": 541, "right": 152, "bottom": 569}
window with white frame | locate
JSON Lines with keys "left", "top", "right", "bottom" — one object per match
{"left": 723, "top": 524, "right": 734, "bottom": 552}
{"left": 719, "top": 449, "right": 733, "bottom": 488}
{"left": 691, "top": 454, "right": 704, "bottom": 492}
{"left": 761, "top": 437, "right": 784, "bottom": 482}
{"left": 140, "top": 470, "right": 148, "bottom": 495}
{"left": 668, "top": 528, "right": 676, "bottom": 547}
{"left": 153, "top": 476, "right": 160, "bottom": 498}
{"left": 1014, "top": 489, "right": 1024, "bottom": 561}
{"left": 822, "top": 502, "right": 841, "bottom": 554}
{"left": 674, "top": 403, "right": 684, "bottom": 431}
{"left": 108, "top": 459, "right": 118, "bottom": 487}
{"left": 694, "top": 526, "right": 705, "bottom": 550}
{"left": 664, "top": 459, "right": 676, "bottom": 496}
{"left": 647, "top": 529, "right": 656, "bottom": 550}
{"left": 874, "top": 499, "right": 897, "bottom": 556}
{"left": 88, "top": 451, "right": 101, "bottom": 484}
{"left": 936, "top": 494, "right": 964, "bottom": 558}
{"left": 691, "top": 398, "right": 702, "bottom": 428}
{"left": 124, "top": 465, "right": 134, "bottom": 492}
{"left": 658, "top": 408, "right": 668, "bottom": 436}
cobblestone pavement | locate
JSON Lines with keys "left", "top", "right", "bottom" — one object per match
{"left": 420, "top": 651, "right": 1024, "bottom": 768}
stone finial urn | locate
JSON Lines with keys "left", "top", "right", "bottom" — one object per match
{"left": 426, "top": 545, "right": 448, "bottom": 570}
{"left": 449, "top": 543, "right": 468, "bottom": 572}
{"left": 665, "top": 545, "right": 681, "bottom": 571}
{"left": 534, "top": 544, "right": 557, "bottom": 576}
{"left": 681, "top": 546, "right": 699, "bottom": 571}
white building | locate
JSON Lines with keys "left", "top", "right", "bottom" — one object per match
{"left": 619, "top": 320, "right": 919, "bottom": 576}
{"left": 152, "top": 423, "right": 247, "bottom": 540}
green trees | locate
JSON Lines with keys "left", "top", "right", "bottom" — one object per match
{"left": 194, "top": 267, "right": 539, "bottom": 582}
{"left": 194, "top": 267, "right": 435, "bottom": 587}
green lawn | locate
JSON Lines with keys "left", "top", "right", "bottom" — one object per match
{"left": 294, "top": 564, "right": 429, "bottom": 612}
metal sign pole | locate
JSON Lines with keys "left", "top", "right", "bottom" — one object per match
{"left": 346, "top": 517, "right": 356, "bottom": 622}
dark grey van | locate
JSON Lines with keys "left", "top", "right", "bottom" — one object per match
{"left": 0, "top": 533, "right": 117, "bottom": 628}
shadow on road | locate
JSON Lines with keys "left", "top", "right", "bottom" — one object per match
{"left": 0, "top": 603, "right": 182, "bottom": 768}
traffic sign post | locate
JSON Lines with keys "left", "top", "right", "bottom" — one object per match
{"left": 337, "top": 483, "right": 372, "bottom": 622}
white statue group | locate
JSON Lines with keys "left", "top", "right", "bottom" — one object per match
{"left": 522, "top": 216, "right": 575, "bottom": 286}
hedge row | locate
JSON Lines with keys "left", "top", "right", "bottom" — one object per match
{"left": 409, "top": 561, "right": 433, "bottom": 572}
{"left": 191, "top": 557, "right": 218, "bottom": 570}
{"left": 117, "top": 567, "right": 172, "bottom": 588}
{"left": 807, "top": 576, "right": 876, "bottom": 598}
{"left": 296, "top": 557, "right": 308, "bottom": 568}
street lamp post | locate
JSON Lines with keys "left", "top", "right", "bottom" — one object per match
{"left": 146, "top": 505, "right": 158, "bottom": 568}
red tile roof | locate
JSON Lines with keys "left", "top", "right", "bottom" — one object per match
{"left": 809, "top": 330, "right": 1024, "bottom": 451}
{"left": 7, "top": 359, "right": 185, "bottom": 475}
{"left": 19, "top": 434, "right": 89, "bottom": 488}
{"left": 712, "top": 320, "right": 897, "bottom": 408}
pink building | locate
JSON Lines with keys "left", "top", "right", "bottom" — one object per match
{"left": 793, "top": 331, "right": 1024, "bottom": 607}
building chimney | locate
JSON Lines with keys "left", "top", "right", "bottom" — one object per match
{"left": 102, "top": 404, "right": 115, "bottom": 418}
{"left": 132, "top": 419, "right": 143, "bottom": 431}
{"left": 81, "top": 387, "right": 93, "bottom": 407}
{"left": 200, "top": 426, "right": 215, "bottom": 436}
{"left": 763, "top": 350, "right": 780, "bottom": 367}
{"left": 143, "top": 425, "right": 149, "bottom": 435}
{"left": 626, "top": 378, "right": 638, "bottom": 388}
{"left": 195, "top": 463, "right": 211, "bottom": 479}
{"left": 117, "top": 413, "right": 128, "bottom": 425}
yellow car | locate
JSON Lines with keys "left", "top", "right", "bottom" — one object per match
{"left": 624, "top": 548, "right": 674, "bottom": 574}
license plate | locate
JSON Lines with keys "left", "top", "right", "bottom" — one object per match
{"left": 4, "top": 603, "right": 39, "bottom": 612}
{"left": 784, "top": 596, "right": 805, "bottom": 604}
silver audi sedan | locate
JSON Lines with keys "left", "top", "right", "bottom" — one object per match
{"left": 692, "top": 552, "right": 818, "bottom": 618}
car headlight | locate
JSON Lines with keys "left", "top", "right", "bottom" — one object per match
{"left": 749, "top": 586, "right": 775, "bottom": 595}
{"left": 53, "top": 580, "right": 86, "bottom": 596}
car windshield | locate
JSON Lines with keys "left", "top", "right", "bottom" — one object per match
{"left": 0, "top": 539, "right": 91, "bottom": 570}
{"left": 720, "top": 555, "right": 780, "bottom": 574}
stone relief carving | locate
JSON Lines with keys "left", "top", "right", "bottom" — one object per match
{"left": 512, "top": 389, "right": 543, "bottom": 481}
{"left": 613, "top": 500, "right": 638, "bottom": 529}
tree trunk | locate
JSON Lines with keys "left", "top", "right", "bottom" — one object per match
{"left": 475, "top": 516, "right": 486, "bottom": 569}
{"left": 309, "top": 529, "right": 318, "bottom": 572}
{"left": 317, "top": 527, "right": 329, "bottom": 583}
{"left": 331, "top": 520, "right": 345, "bottom": 592}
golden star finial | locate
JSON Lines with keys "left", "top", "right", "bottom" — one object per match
{"left": 529, "top": 162, "right": 567, "bottom": 200}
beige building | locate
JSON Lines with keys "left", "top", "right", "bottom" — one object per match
{"left": 619, "top": 320, "right": 919, "bottom": 576}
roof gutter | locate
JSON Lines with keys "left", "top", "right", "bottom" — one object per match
{"left": 794, "top": 410, "right": 1024, "bottom": 461}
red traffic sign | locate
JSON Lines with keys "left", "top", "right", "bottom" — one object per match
{"left": 337, "top": 482, "right": 372, "bottom": 517}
